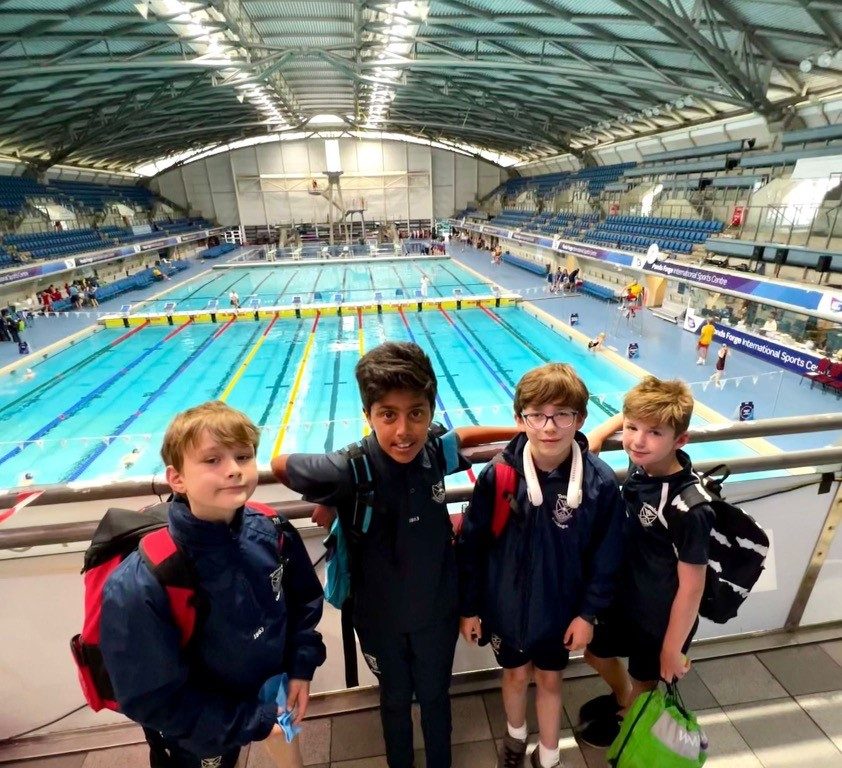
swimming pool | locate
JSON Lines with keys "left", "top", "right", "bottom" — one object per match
{"left": 0, "top": 304, "right": 759, "bottom": 488}
{"left": 135, "top": 257, "right": 489, "bottom": 313}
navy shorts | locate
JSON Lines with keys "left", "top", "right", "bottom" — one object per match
{"left": 587, "top": 610, "right": 698, "bottom": 683}
{"left": 488, "top": 632, "right": 569, "bottom": 671}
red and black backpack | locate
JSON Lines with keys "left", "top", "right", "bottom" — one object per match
{"left": 453, "top": 455, "right": 519, "bottom": 538}
{"left": 70, "top": 499, "right": 285, "bottom": 712}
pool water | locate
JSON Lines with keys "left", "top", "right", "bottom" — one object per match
{"left": 0, "top": 302, "right": 758, "bottom": 488}
{"left": 136, "top": 258, "right": 490, "bottom": 313}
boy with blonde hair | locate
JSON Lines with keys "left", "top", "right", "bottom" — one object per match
{"left": 577, "top": 376, "right": 715, "bottom": 748}
{"left": 457, "top": 363, "right": 625, "bottom": 768}
{"left": 100, "top": 401, "right": 326, "bottom": 767}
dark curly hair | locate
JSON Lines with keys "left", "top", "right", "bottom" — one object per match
{"left": 355, "top": 342, "right": 437, "bottom": 414}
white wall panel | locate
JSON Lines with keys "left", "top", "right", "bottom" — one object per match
{"left": 181, "top": 162, "right": 215, "bottom": 220}
{"left": 206, "top": 155, "right": 234, "bottom": 192}
{"left": 454, "top": 155, "right": 478, "bottom": 210}
{"left": 340, "top": 141, "right": 359, "bottom": 173}
{"left": 239, "top": 193, "right": 267, "bottom": 226}
{"left": 153, "top": 173, "right": 188, "bottom": 209}
{"left": 212, "top": 192, "right": 239, "bottom": 226}
{"left": 231, "top": 147, "right": 258, "bottom": 176}
{"left": 356, "top": 141, "right": 383, "bottom": 173}
{"left": 407, "top": 143, "right": 428, "bottom": 172}
{"left": 432, "top": 149, "right": 455, "bottom": 218}
{"left": 408, "top": 185, "right": 431, "bottom": 220}
{"left": 382, "top": 141, "right": 407, "bottom": 172}
{"left": 281, "top": 142, "right": 310, "bottom": 174}
{"left": 255, "top": 143, "right": 284, "bottom": 174}
{"left": 307, "top": 142, "right": 326, "bottom": 175}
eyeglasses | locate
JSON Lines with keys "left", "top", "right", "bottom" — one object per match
{"left": 520, "top": 411, "right": 578, "bottom": 429}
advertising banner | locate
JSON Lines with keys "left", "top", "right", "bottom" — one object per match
{"left": 710, "top": 323, "right": 824, "bottom": 375}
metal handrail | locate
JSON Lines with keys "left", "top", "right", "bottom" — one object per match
{"left": 2, "top": 411, "right": 841, "bottom": 510}
{"left": 2, "top": 444, "right": 840, "bottom": 551}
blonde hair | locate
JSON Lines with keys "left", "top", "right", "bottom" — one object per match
{"left": 623, "top": 376, "right": 693, "bottom": 435}
{"left": 161, "top": 401, "right": 260, "bottom": 471}
{"left": 513, "top": 363, "right": 589, "bottom": 416}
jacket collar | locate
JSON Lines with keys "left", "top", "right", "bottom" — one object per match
{"left": 168, "top": 495, "right": 245, "bottom": 551}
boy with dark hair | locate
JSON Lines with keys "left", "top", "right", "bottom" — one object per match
{"left": 577, "top": 376, "right": 715, "bottom": 748}
{"left": 271, "top": 341, "right": 517, "bottom": 768}
{"left": 457, "top": 363, "right": 625, "bottom": 768}
{"left": 100, "top": 401, "right": 326, "bottom": 767}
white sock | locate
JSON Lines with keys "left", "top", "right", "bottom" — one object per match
{"left": 507, "top": 721, "right": 528, "bottom": 741}
{"left": 538, "top": 742, "right": 559, "bottom": 767}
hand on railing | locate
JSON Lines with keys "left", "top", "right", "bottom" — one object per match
{"left": 311, "top": 505, "right": 336, "bottom": 529}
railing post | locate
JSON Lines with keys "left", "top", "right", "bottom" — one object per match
{"left": 784, "top": 478, "right": 842, "bottom": 631}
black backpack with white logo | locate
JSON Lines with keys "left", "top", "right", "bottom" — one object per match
{"left": 668, "top": 465, "right": 769, "bottom": 624}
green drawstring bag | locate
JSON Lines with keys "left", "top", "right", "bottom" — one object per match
{"left": 607, "top": 682, "right": 708, "bottom": 768}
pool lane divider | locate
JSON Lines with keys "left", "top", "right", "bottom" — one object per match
{"left": 438, "top": 307, "right": 515, "bottom": 400}
{"left": 398, "top": 308, "right": 476, "bottom": 483}
{"left": 0, "top": 320, "right": 205, "bottom": 469}
{"left": 64, "top": 318, "right": 239, "bottom": 481}
{"left": 272, "top": 311, "right": 321, "bottom": 456}
{"left": 0, "top": 320, "right": 155, "bottom": 420}
{"left": 219, "top": 314, "right": 278, "bottom": 402}
{"left": 480, "top": 305, "right": 618, "bottom": 419}
{"left": 358, "top": 308, "right": 370, "bottom": 437}
{"left": 257, "top": 320, "right": 305, "bottom": 429}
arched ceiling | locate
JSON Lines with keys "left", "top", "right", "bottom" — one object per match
{"left": 0, "top": 0, "right": 840, "bottom": 173}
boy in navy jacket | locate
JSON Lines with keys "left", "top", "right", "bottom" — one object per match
{"left": 457, "top": 363, "right": 625, "bottom": 768}
{"left": 100, "top": 401, "right": 326, "bottom": 767}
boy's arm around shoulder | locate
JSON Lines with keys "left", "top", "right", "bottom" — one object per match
{"left": 579, "top": 459, "right": 626, "bottom": 620}
{"left": 585, "top": 413, "right": 623, "bottom": 455}
{"left": 99, "top": 556, "right": 277, "bottom": 755}
{"left": 271, "top": 450, "right": 354, "bottom": 507}
{"left": 455, "top": 463, "right": 497, "bottom": 619}
{"left": 454, "top": 425, "right": 520, "bottom": 448}
{"left": 280, "top": 520, "right": 327, "bottom": 681}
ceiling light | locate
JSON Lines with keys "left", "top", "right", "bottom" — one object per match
{"left": 800, "top": 59, "right": 813, "bottom": 73}
{"left": 651, "top": 107, "right": 660, "bottom": 116}
{"left": 817, "top": 51, "right": 832, "bottom": 68}
{"left": 684, "top": 95, "right": 694, "bottom": 107}
{"left": 676, "top": 98, "right": 685, "bottom": 109}
{"left": 236, "top": 93, "right": 244, "bottom": 103}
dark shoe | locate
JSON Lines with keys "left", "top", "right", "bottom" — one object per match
{"left": 497, "top": 734, "right": 527, "bottom": 768}
{"left": 575, "top": 715, "right": 622, "bottom": 749}
{"left": 529, "top": 746, "right": 560, "bottom": 768}
{"left": 577, "top": 693, "right": 621, "bottom": 725}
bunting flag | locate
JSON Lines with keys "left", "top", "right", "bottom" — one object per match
{"left": 0, "top": 490, "right": 43, "bottom": 525}
{"left": 702, "top": 381, "right": 710, "bottom": 391}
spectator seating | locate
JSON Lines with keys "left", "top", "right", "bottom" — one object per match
{"left": 580, "top": 278, "right": 624, "bottom": 302}
{"left": 583, "top": 215, "right": 723, "bottom": 254}
{"left": 501, "top": 251, "right": 547, "bottom": 275}
{"left": 488, "top": 162, "right": 636, "bottom": 203}
{"left": 641, "top": 139, "right": 754, "bottom": 164}
{"left": 199, "top": 243, "right": 238, "bottom": 259}
{"left": 780, "top": 124, "right": 842, "bottom": 148}
{"left": 3, "top": 228, "right": 107, "bottom": 260}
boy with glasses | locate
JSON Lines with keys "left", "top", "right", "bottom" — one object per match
{"left": 457, "top": 363, "right": 625, "bottom": 768}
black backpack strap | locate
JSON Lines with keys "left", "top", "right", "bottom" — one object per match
{"left": 345, "top": 441, "right": 374, "bottom": 536}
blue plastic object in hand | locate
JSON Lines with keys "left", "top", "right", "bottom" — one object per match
{"left": 275, "top": 673, "right": 302, "bottom": 743}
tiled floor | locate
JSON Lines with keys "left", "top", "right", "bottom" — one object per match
{"left": 4, "top": 641, "right": 841, "bottom": 767}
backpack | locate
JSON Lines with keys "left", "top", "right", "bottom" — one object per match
{"left": 666, "top": 465, "right": 769, "bottom": 624}
{"left": 453, "top": 454, "right": 518, "bottom": 539}
{"left": 70, "top": 499, "right": 289, "bottom": 712}
{"left": 323, "top": 442, "right": 374, "bottom": 609}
